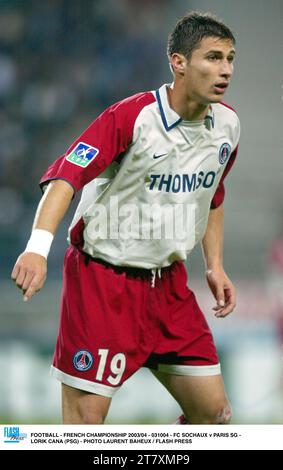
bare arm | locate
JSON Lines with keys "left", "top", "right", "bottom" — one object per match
{"left": 31, "top": 179, "right": 74, "bottom": 233}
{"left": 201, "top": 204, "right": 236, "bottom": 317}
{"left": 202, "top": 203, "right": 224, "bottom": 271}
{"left": 11, "top": 180, "right": 74, "bottom": 301}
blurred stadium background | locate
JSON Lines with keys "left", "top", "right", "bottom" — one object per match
{"left": 0, "top": 0, "right": 283, "bottom": 424}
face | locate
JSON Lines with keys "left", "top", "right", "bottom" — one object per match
{"left": 173, "top": 36, "right": 235, "bottom": 104}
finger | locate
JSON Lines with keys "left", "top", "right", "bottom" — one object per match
{"left": 215, "top": 302, "right": 236, "bottom": 317}
{"left": 215, "top": 308, "right": 224, "bottom": 317}
{"left": 225, "top": 287, "right": 236, "bottom": 307}
{"left": 14, "top": 268, "right": 27, "bottom": 289}
{"left": 29, "top": 274, "right": 46, "bottom": 293}
{"left": 216, "top": 288, "right": 225, "bottom": 307}
{"left": 213, "top": 305, "right": 224, "bottom": 311}
{"left": 212, "top": 302, "right": 235, "bottom": 312}
{"left": 216, "top": 310, "right": 232, "bottom": 318}
{"left": 23, "top": 277, "right": 41, "bottom": 302}
{"left": 11, "top": 264, "right": 20, "bottom": 281}
{"left": 217, "top": 288, "right": 236, "bottom": 316}
{"left": 22, "top": 271, "right": 36, "bottom": 292}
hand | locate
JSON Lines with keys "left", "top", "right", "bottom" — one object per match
{"left": 205, "top": 267, "right": 236, "bottom": 318}
{"left": 11, "top": 252, "right": 47, "bottom": 302}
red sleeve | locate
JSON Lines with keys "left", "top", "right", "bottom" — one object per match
{"left": 210, "top": 144, "right": 239, "bottom": 209}
{"left": 39, "top": 92, "right": 155, "bottom": 193}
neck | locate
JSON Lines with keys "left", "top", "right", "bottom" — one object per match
{"left": 167, "top": 82, "right": 209, "bottom": 121}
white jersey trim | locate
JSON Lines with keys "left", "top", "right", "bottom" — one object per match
{"left": 154, "top": 363, "right": 221, "bottom": 376}
{"left": 50, "top": 366, "right": 120, "bottom": 397}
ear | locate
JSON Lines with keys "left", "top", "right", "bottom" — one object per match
{"left": 170, "top": 53, "right": 187, "bottom": 76}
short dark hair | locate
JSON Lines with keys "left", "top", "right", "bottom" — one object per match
{"left": 167, "top": 11, "right": 236, "bottom": 61}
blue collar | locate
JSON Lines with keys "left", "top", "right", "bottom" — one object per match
{"left": 156, "top": 83, "right": 215, "bottom": 132}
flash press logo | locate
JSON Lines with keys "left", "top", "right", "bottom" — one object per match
{"left": 4, "top": 426, "right": 27, "bottom": 443}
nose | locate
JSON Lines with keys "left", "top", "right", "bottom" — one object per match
{"left": 220, "top": 60, "right": 233, "bottom": 79}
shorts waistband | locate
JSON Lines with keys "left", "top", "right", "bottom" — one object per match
{"left": 80, "top": 249, "right": 172, "bottom": 285}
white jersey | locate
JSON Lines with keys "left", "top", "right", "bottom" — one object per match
{"left": 40, "top": 83, "right": 240, "bottom": 268}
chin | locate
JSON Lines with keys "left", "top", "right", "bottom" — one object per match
{"left": 209, "top": 93, "right": 225, "bottom": 103}
{"left": 207, "top": 95, "right": 223, "bottom": 104}
{"left": 199, "top": 94, "right": 222, "bottom": 106}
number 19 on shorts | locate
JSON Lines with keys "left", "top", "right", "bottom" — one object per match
{"left": 73, "top": 348, "right": 126, "bottom": 385}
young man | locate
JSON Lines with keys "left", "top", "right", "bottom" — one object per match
{"left": 11, "top": 11, "right": 239, "bottom": 424}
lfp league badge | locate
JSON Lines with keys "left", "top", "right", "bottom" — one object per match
{"left": 66, "top": 142, "right": 99, "bottom": 168}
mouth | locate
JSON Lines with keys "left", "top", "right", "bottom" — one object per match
{"left": 213, "top": 82, "right": 229, "bottom": 94}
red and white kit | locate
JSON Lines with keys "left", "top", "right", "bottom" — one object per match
{"left": 40, "top": 83, "right": 240, "bottom": 397}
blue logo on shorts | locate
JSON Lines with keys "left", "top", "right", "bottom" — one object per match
{"left": 219, "top": 143, "right": 231, "bottom": 165}
{"left": 73, "top": 350, "right": 94, "bottom": 371}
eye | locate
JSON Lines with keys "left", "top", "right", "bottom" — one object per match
{"left": 228, "top": 56, "right": 235, "bottom": 63}
{"left": 208, "top": 55, "right": 218, "bottom": 61}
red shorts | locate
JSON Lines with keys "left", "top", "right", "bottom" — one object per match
{"left": 51, "top": 246, "right": 220, "bottom": 397}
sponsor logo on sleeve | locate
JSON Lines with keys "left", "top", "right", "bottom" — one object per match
{"left": 66, "top": 142, "right": 99, "bottom": 168}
